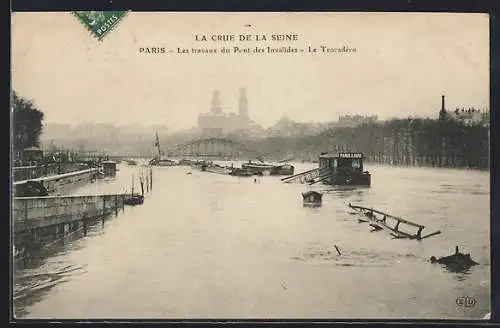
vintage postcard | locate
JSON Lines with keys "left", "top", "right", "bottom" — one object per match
{"left": 11, "top": 12, "right": 491, "bottom": 320}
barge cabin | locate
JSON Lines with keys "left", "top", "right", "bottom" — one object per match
{"left": 302, "top": 190, "right": 323, "bottom": 207}
{"left": 102, "top": 160, "right": 117, "bottom": 176}
{"left": 319, "top": 152, "right": 371, "bottom": 186}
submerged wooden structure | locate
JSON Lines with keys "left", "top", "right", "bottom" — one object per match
{"left": 347, "top": 203, "right": 441, "bottom": 240}
{"left": 430, "top": 246, "right": 479, "bottom": 269}
{"left": 302, "top": 191, "right": 323, "bottom": 207}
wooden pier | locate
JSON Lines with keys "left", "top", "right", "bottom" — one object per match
{"left": 347, "top": 203, "right": 441, "bottom": 240}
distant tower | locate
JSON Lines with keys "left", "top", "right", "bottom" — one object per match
{"left": 211, "top": 90, "right": 222, "bottom": 115}
{"left": 238, "top": 87, "right": 248, "bottom": 120}
{"left": 439, "top": 95, "right": 447, "bottom": 120}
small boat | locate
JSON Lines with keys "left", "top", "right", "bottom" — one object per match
{"left": 124, "top": 173, "right": 144, "bottom": 206}
{"left": 205, "top": 166, "right": 232, "bottom": 175}
{"left": 125, "top": 159, "right": 138, "bottom": 166}
{"left": 302, "top": 190, "right": 323, "bottom": 207}
{"left": 151, "top": 158, "right": 176, "bottom": 166}
{"left": 124, "top": 194, "right": 144, "bottom": 206}
{"left": 186, "top": 171, "right": 192, "bottom": 175}
{"left": 178, "top": 159, "right": 193, "bottom": 166}
{"left": 230, "top": 167, "right": 254, "bottom": 177}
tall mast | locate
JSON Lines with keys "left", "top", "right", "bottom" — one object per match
{"left": 131, "top": 173, "right": 134, "bottom": 195}
{"left": 155, "top": 132, "right": 161, "bottom": 158}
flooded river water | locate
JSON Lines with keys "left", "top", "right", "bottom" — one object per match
{"left": 13, "top": 163, "right": 490, "bottom": 319}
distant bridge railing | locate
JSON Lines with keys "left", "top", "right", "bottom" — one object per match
{"left": 166, "top": 137, "right": 264, "bottom": 159}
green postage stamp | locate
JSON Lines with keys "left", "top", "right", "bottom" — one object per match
{"left": 72, "top": 11, "right": 129, "bottom": 41}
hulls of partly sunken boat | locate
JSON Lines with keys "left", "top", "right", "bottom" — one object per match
{"left": 189, "top": 158, "right": 294, "bottom": 177}
{"left": 241, "top": 160, "right": 294, "bottom": 176}
{"left": 123, "top": 173, "right": 144, "bottom": 206}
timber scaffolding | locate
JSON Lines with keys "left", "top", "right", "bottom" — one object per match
{"left": 281, "top": 168, "right": 330, "bottom": 185}
{"left": 347, "top": 203, "right": 441, "bottom": 240}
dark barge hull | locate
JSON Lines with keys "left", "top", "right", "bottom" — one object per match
{"left": 124, "top": 195, "right": 144, "bottom": 206}
{"left": 271, "top": 166, "right": 294, "bottom": 176}
{"left": 241, "top": 164, "right": 294, "bottom": 176}
{"left": 322, "top": 172, "right": 371, "bottom": 186}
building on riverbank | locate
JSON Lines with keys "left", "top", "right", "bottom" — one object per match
{"left": 439, "top": 95, "right": 489, "bottom": 127}
{"left": 197, "top": 88, "right": 264, "bottom": 138}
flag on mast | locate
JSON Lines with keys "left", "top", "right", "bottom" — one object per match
{"left": 154, "top": 132, "right": 160, "bottom": 147}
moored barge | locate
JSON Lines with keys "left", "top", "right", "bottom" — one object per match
{"left": 319, "top": 152, "right": 371, "bottom": 186}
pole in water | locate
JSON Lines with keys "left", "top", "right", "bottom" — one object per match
{"left": 334, "top": 245, "right": 341, "bottom": 256}
{"left": 102, "top": 197, "right": 106, "bottom": 226}
{"left": 115, "top": 194, "right": 118, "bottom": 217}
{"left": 83, "top": 212, "right": 87, "bottom": 236}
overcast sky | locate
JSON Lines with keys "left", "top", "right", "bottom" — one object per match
{"left": 12, "top": 12, "right": 489, "bottom": 130}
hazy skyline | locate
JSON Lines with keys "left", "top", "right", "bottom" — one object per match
{"left": 12, "top": 12, "right": 489, "bottom": 131}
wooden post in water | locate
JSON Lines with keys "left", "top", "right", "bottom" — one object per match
{"left": 24, "top": 200, "right": 29, "bottom": 223}
{"left": 150, "top": 168, "right": 153, "bottom": 191}
{"left": 115, "top": 194, "right": 118, "bottom": 217}
{"left": 334, "top": 245, "right": 342, "bottom": 256}
{"left": 102, "top": 197, "right": 106, "bottom": 225}
{"left": 122, "top": 194, "right": 125, "bottom": 211}
{"left": 416, "top": 226, "right": 423, "bottom": 239}
{"left": 83, "top": 212, "right": 88, "bottom": 236}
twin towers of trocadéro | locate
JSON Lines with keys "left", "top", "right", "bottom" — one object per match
{"left": 197, "top": 88, "right": 254, "bottom": 136}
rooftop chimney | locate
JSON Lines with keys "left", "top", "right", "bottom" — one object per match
{"left": 439, "top": 95, "right": 447, "bottom": 121}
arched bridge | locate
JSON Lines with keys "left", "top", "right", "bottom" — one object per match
{"left": 166, "top": 138, "right": 263, "bottom": 160}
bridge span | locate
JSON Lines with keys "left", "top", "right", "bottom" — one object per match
{"left": 109, "top": 138, "right": 266, "bottom": 161}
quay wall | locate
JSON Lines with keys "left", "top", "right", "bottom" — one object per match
{"left": 13, "top": 168, "right": 98, "bottom": 196}
{"left": 12, "top": 194, "right": 126, "bottom": 233}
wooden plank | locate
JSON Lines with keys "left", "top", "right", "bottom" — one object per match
{"left": 348, "top": 204, "right": 424, "bottom": 228}
{"left": 280, "top": 168, "right": 320, "bottom": 181}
